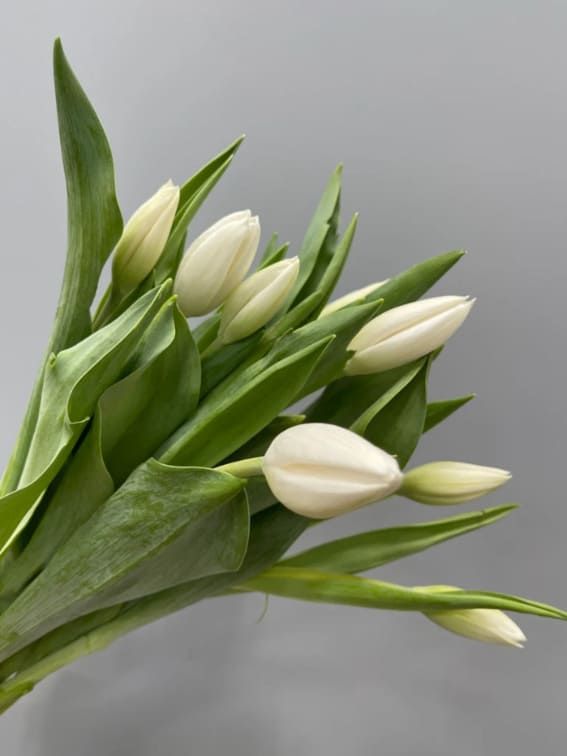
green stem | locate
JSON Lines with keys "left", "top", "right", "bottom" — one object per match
{"left": 216, "top": 457, "right": 264, "bottom": 478}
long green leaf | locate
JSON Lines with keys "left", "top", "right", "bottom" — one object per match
{"left": 306, "top": 358, "right": 424, "bottom": 427}
{"left": 280, "top": 505, "right": 517, "bottom": 573}
{"left": 364, "top": 250, "right": 465, "bottom": 312}
{"left": 266, "top": 214, "right": 358, "bottom": 338}
{"left": 242, "top": 567, "right": 567, "bottom": 620}
{"left": 269, "top": 299, "right": 381, "bottom": 398}
{"left": 159, "top": 337, "right": 333, "bottom": 467}
{"left": 51, "top": 39, "right": 123, "bottom": 347}
{"left": 155, "top": 141, "right": 243, "bottom": 283}
{"left": 354, "top": 355, "right": 432, "bottom": 468}
{"left": 0, "top": 40, "right": 122, "bottom": 496}
{"left": 288, "top": 165, "right": 342, "bottom": 304}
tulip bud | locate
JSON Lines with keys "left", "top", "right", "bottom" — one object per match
{"left": 421, "top": 587, "right": 526, "bottom": 647}
{"left": 318, "top": 281, "right": 389, "bottom": 318}
{"left": 174, "top": 210, "right": 260, "bottom": 317}
{"left": 427, "top": 608, "right": 526, "bottom": 647}
{"left": 262, "top": 423, "right": 403, "bottom": 518}
{"left": 112, "top": 180, "right": 180, "bottom": 294}
{"left": 219, "top": 257, "right": 300, "bottom": 343}
{"left": 345, "top": 295, "right": 475, "bottom": 375}
{"left": 400, "top": 461, "right": 511, "bottom": 505}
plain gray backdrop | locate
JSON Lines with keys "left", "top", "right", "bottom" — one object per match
{"left": 1, "top": 1, "right": 566, "bottom": 754}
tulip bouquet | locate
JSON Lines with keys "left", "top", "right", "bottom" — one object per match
{"left": 0, "top": 40, "right": 563, "bottom": 715}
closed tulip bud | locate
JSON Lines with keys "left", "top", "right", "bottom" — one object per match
{"left": 345, "top": 295, "right": 475, "bottom": 375}
{"left": 427, "top": 608, "right": 526, "bottom": 647}
{"left": 112, "top": 180, "right": 180, "bottom": 294}
{"left": 219, "top": 257, "right": 300, "bottom": 343}
{"left": 400, "top": 461, "right": 511, "bottom": 505}
{"left": 262, "top": 423, "right": 403, "bottom": 518}
{"left": 421, "top": 587, "right": 526, "bottom": 647}
{"left": 318, "top": 281, "right": 389, "bottom": 318}
{"left": 174, "top": 210, "right": 260, "bottom": 317}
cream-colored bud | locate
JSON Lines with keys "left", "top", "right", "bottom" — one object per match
{"left": 318, "top": 281, "right": 389, "bottom": 318}
{"left": 400, "top": 461, "right": 511, "bottom": 505}
{"left": 112, "top": 180, "right": 180, "bottom": 294}
{"left": 219, "top": 257, "right": 300, "bottom": 343}
{"left": 345, "top": 295, "right": 475, "bottom": 375}
{"left": 262, "top": 423, "right": 403, "bottom": 519}
{"left": 174, "top": 210, "right": 260, "bottom": 317}
{"left": 419, "top": 585, "right": 526, "bottom": 647}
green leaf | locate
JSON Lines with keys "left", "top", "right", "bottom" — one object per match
{"left": 200, "top": 332, "right": 264, "bottom": 397}
{"left": 0, "top": 301, "right": 201, "bottom": 600}
{"left": 258, "top": 235, "right": 289, "bottom": 269}
{"left": 365, "top": 250, "right": 465, "bottom": 312}
{"left": 102, "top": 304, "right": 200, "bottom": 483}
{"left": 269, "top": 300, "right": 382, "bottom": 400}
{"left": 293, "top": 184, "right": 341, "bottom": 303}
{"left": 424, "top": 395, "right": 475, "bottom": 433}
{"left": 280, "top": 505, "right": 518, "bottom": 573}
{"left": 306, "top": 358, "right": 424, "bottom": 428}
{"left": 266, "top": 214, "right": 358, "bottom": 337}
{"left": 158, "top": 336, "right": 333, "bottom": 467}
{"left": 0, "top": 463, "right": 249, "bottom": 660}
{"left": 0, "top": 40, "right": 123, "bottom": 498}
{"left": 51, "top": 39, "right": 123, "bottom": 350}
{"left": 0, "top": 284, "right": 171, "bottom": 556}
{"left": 354, "top": 355, "right": 432, "bottom": 468}
{"left": 241, "top": 567, "right": 567, "bottom": 620}
{"left": 0, "top": 504, "right": 310, "bottom": 692}
{"left": 289, "top": 165, "right": 342, "bottom": 303}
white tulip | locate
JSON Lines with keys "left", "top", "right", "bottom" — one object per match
{"left": 174, "top": 210, "right": 260, "bottom": 317}
{"left": 400, "top": 461, "right": 511, "bottom": 505}
{"left": 318, "top": 280, "right": 388, "bottom": 318}
{"left": 426, "top": 607, "right": 526, "bottom": 648}
{"left": 262, "top": 423, "right": 403, "bottom": 518}
{"left": 219, "top": 257, "right": 300, "bottom": 343}
{"left": 345, "top": 295, "right": 475, "bottom": 375}
{"left": 112, "top": 180, "right": 180, "bottom": 294}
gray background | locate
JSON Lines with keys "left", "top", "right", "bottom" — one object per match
{"left": 1, "top": 1, "right": 567, "bottom": 754}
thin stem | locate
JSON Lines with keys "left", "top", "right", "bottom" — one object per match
{"left": 216, "top": 457, "right": 264, "bottom": 479}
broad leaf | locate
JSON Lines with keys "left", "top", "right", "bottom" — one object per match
{"left": 0, "top": 302, "right": 200, "bottom": 598}
{"left": 0, "top": 505, "right": 310, "bottom": 694}
{"left": 0, "top": 463, "right": 249, "bottom": 660}
{"left": 0, "top": 284, "right": 170, "bottom": 555}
